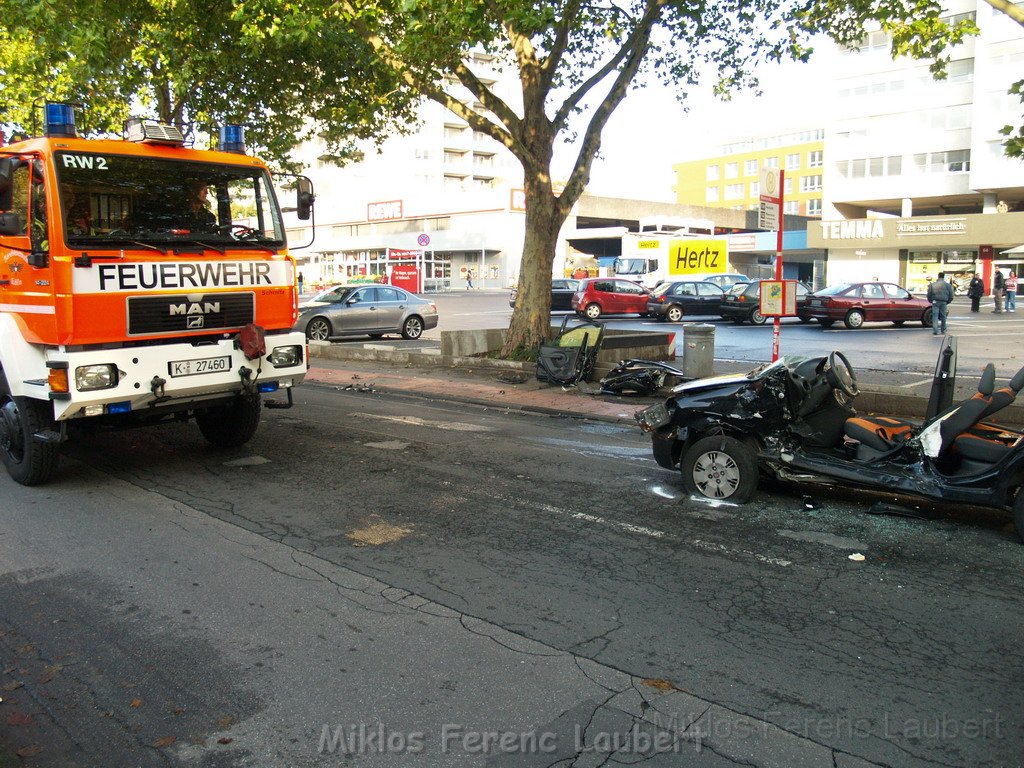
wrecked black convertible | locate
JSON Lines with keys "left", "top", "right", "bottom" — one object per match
{"left": 636, "top": 341, "right": 1024, "bottom": 541}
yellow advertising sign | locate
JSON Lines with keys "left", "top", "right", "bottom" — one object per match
{"left": 668, "top": 239, "right": 728, "bottom": 276}
{"left": 637, "top": 240, "right": 661, "bottom": 250}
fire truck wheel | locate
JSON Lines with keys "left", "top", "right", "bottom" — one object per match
{"left": 0, "top": 392, "right": 60, "bottom": 486}
{"left": 196, "top": 394, "right": 262, "bottom": 448}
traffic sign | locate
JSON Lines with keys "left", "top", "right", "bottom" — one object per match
{"left": 417, "top": 233, "right": 430, "bottom": 247}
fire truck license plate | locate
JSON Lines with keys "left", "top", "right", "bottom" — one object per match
{"left": 169, "top": 356, "right": 232, "bottom": 377}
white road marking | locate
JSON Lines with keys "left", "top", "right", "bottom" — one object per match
{"left": 355, "top": 413, "right": 496, "bottom": 432}
{"left": 533, "top": 502, "right": 790, "bottom": 566}
{"left": 899, "top": 377, "right": 935, "bottom": 389}
{"left": 568, "top": 511, "right": 666, "bottom": 538}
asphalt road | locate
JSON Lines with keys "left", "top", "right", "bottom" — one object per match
{"left": 2, "top": 383, "right": 1022, "bottom": 766}
{"left": 418, "top": 290, "right": 1024, "bottom": 380}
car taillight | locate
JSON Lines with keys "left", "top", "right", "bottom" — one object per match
{"left": 738, "top": 295, "right": 746, "bottom": 303}
{"left": 656, "top": 296, "right": 666, "bottom": 303}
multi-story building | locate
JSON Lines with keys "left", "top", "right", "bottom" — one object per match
{"left": 815, "top": 0, "right": 1024, "bottom": 290}
{"left": 672, "top": 130, "right": 826, "bottom": 218}
{"left": 673, "top": 2, "right": 1024, "bottom": 292}
{"left": 286, "top": 51, "right": 528, "bottom": 291}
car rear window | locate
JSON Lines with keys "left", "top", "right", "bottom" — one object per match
{"left": 814, "top": 283, "right": 854, "bottom": 296}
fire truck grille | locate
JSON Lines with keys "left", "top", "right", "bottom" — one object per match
{"left": 126, "top": 293, "right": 255, "bottom": 336}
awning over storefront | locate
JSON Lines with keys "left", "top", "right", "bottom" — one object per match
{"left": 1001, "top": 244, "right": 1024, "bottom": 254}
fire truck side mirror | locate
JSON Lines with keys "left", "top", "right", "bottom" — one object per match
{"left": 0, "top": 212, "right": 22, "bottom": 235}
{"left": 0, "top": 158, "right": 15, "bottom": 210}
{"left": 296, "top": 177, "right": 314, "bottom": 221}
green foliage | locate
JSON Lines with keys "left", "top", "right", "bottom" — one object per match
{"left": 1001, "top": 79, "right": 1024, "bottom": 158}
{"left": 0, "top": 0, "right": 418, "bottom": 168}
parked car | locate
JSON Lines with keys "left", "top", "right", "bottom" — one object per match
{"left": 646, "top": 280, "right": 725, "bottom": 322}
{"left": 509, "top": 278, "right": 580, "bottom": 311}
{"left": 804, "top": 282, "right": 932, "bottom": 329}
{"left": 295, "top": 285, "right": 438, "bottom": 341}
{"left": 719, "top": 279, "right": 812, "bottom": 325}
{"left": 701, "top": 273, "right": 749, "bottom": 290}
{"left": 571, "top": 277, "right": 651, "bottom": 319}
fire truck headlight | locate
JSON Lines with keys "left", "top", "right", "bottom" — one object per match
{"left": 268, "top": 345, "right": 303, "bottom": 368}
{"left": 75, "top": 364, "right": 118, "bottom": 391}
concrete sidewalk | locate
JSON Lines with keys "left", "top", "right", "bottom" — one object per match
{"left": 302, "top": 337, "right": 1024, "bottom": 426}
{"left": 306, "top": 357, "right": 648, "bottom": 423}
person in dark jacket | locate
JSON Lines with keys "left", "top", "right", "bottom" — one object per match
{"left": 927, "top": 272, "right": 954, "bottom": 335}
{"left": 993, "top": 269, "right": 1005, "bottom": 313}
{"left": 967, "top": 273, "right": 984, "bottom": 312}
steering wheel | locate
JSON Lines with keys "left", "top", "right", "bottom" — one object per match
{"left": 217, "top": 224, "right": 259, "bottom": 240}
{"left": 826, "top": 351, "right": 859, "bottom": 398}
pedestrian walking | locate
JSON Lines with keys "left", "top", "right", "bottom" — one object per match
{"left": 1007, "top": 271, "right": 1018, "bottom": 312}
{"left": 297, "top": 271, "right": 304, "bottom": 295}
{"left": 466, "top": 269, "right": 474, "bottom": 290}
{"left": 967, "top": 273, "right": 984, "bottom": 312}
{"left": 927, "top": 272, "right": 954, "bottom": 336}
{"left": 993, "top": 270, "right": 1005, "bottom": 313}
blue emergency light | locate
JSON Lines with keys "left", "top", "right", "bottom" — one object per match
{"left": 257, "top": 382, "right": 280, "bottom": 393}
{"left": 218, "top": 124, "right": 246, "bottom": 154}
{"left": 44, "top": 103, "right": 76, "bottom": 137}
{"left": 106, "top": 401, "right": 132, "bottom": 415}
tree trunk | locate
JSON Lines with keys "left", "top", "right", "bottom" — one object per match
{"left": 501, "top": 185, "right": 567, "bottom": 356}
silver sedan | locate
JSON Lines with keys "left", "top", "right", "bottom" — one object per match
{"left": 294, "top": 285, "right": 439, "bottom": 341}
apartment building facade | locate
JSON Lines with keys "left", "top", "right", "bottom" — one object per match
{"left": 672, "top": 130, "right": 826, "bottom": 218}
{"left": 286, "top": 51, "right": 529, "bottom": 291}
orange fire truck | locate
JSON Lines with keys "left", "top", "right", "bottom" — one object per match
{"left": 0, "top": 104, "right": 311, "bottom": 485}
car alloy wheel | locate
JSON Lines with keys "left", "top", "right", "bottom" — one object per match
{"left": 665, "top": 305, "right": 684, "bottom": 322}
{"left": 402, "top": 316, "right": 424, "bottom": 340}
{"left": 306, "top": 317, "right": 331, "bottom": 341}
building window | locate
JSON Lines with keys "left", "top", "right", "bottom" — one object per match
{"left": 443, "top": 174, "right": 466, "bottom": 190}
{"left": 706, "top": 186, "right": 720, "bottom": 203}
{"left": 800, "top": 175, "right": 822, "bottom": 192}
{"left": 785, "top": 153, "right": 800, "bottom": 170}
{"left": 749, "top": 181, "right": 759, "bottom": 197}
{"left": 784, "top": 201, "right": 800, "bottom": 214}
{"left": 471, "top": 176, "right": 494, "bottom": 188}
{"left": 444, "top": 124, "right": 466, "bottom": 140}
{"left": 947, "top": 59, "right": 974, "bottom": 83}
{"left": 807, "top": 199, "right": 822, "bottom": 216}
{"left": 744, "top": 159, "right": 758, "bottom": 176}
{"left": 783, "top": 178, "right": 793, "bottom": 194}
{"left": 764, "top": 156, "right": 779, "bottom": 169}
{"left": 808, "top": 150, "right": 823, "bottom": 167}
{"left": 472, "top": 152, "right": 494, "bottom": 167}
{"left": 706, "top": 165, "right": 720, "bottom": 181}
{"left": 724, "top": 183, "right": 744, "bottom": 200}
{"left": 725, "top": 162, "right": 739, "bottom": 179}
{"left": 914, "top": 150, "right": 971, "bottom": 174}
{"left": 444, "top": 150, "right": 466, "bottom": 164}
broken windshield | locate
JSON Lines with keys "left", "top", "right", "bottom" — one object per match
{"left": 55, "top": 151, "right": 284, "bottom": 250}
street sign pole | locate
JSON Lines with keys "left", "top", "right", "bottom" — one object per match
{"left": 772, "top": 170, "right": 786, "bottom": 362}
{"left": 760, "top": 168, "right": 785, "bottom": 362}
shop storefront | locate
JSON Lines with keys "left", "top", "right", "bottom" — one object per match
{"left": 807, "top": 212, "right": 1024, "bottom": 294}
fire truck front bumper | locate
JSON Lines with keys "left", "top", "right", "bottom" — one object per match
{"left": 45, "top": 332, "right": 309, "bottom": 421}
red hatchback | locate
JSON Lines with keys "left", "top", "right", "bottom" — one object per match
{"left": 804, "top": 281, "right": 933, "bottom": 329}
{"left": 571, "top": 278, "right": 651, "bottom": 319}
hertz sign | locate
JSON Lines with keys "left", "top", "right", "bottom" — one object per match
{"left": 668, "top": 239, "right": 728, "bottom": 276}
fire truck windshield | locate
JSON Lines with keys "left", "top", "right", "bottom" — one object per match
{"left": 55, "top": 152, "right": 285, "bottom": 250}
